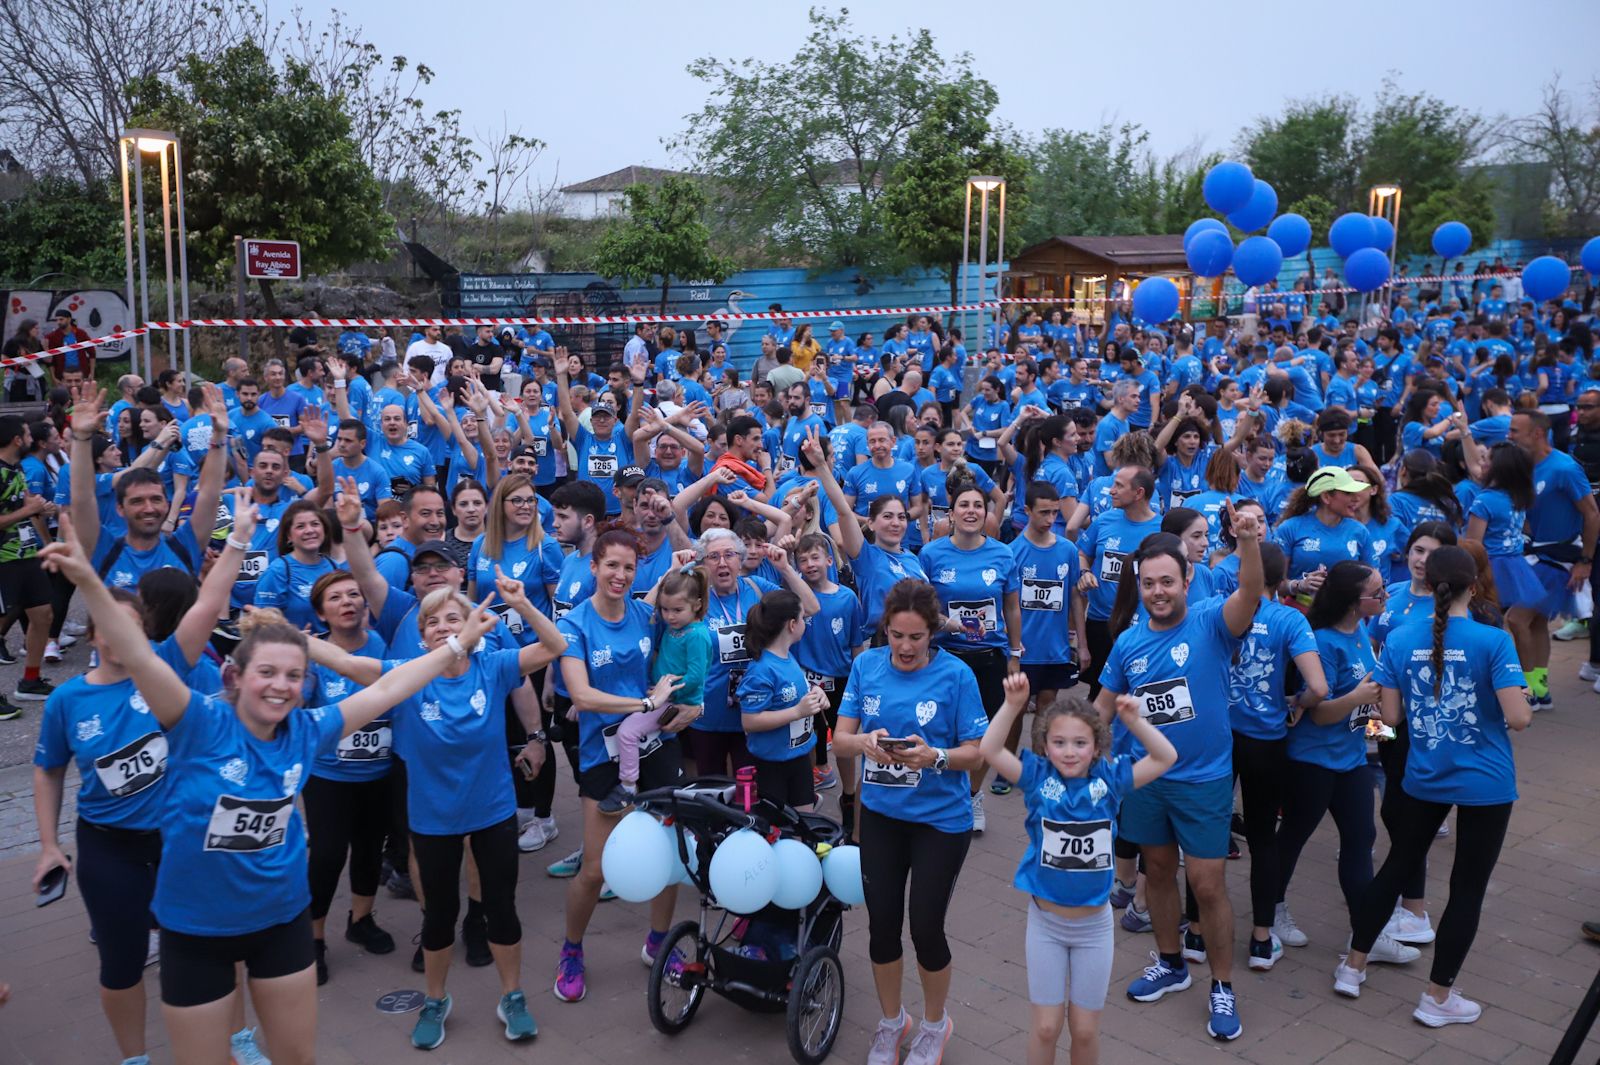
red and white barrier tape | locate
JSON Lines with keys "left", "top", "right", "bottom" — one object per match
{"left": 0, "top": 328, "right": 150, "bottom": 370}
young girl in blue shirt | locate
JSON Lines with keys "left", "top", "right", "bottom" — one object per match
{"left": 982, "top": 675, "right": 1176, "bottom": 1065}
{"left": 738, "top": 589, "right": 828, "bottom": 810}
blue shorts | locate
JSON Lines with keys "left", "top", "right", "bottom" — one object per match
{"left": 1117, "top": 774, "right": 1232, "bottom": 859}
{"left": 830, "top": 376, "right": 851, "bottom": 400}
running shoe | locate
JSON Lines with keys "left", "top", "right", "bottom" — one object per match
{"left": 14, "top": 678, "right": 54, "bottom": 702}
{"left": 1413, "top": 987, "right": 1482, "bottom": 1027}
{"left": 553, "top": 942, "right": 586, "bottom": 1002}
{"left": 346, "top": 912, "right": 395, "bottom": 954}
{"left": 547, "top": 847, "right": 583, "bottom": 878}
{"left": 1584, "top": 920, "right": 1600, "bottom": 943}
{"left": 1247, "top": 933, "right": 1282, "bottom": 971}
{"left": 462, "top": 911, "right": 492, "bottom": 967}
{"left": 1207, "top": 981, "right": 1242, "bottom": 1041}
{"left": 1383, "top": 907, "right": 1436, "bottom": 944}
{"left": 62, "top": 620, "right": 87, "bottom": 637}
{"left": 597, "top": 784, "right": 636, "bottom": 816}
{"left": 411, "top": 934, "right": 425, "bottom": 974}
{"left": 1120, "top": 905, "right": 1152, "bottom": 933}
{"left": 1580, "top": 662, "right": 1600, "bottom": 682}
{"left": 814, "top": 765, "right": 839, "bottom": 791}
{"left": 145, "top": 930, "right": 160, "bottom": 968}
{"left": 0, "top": 641, "right": 17, "bottom": 666}
{"left": 1127, "top": 953, "right": 1190, "bottom": 1002}
{"left": 497, "top": 990, "right": 537, "bottom": 1040}
{"left": 1227, "top": 836, "right": 1242, "bottom": 860}
{"left": 1555, "top": 618, "right": 1588, "bottom": 641}
{"left": 989, "top": 778, "right": 1012, "bottom": 796}
{"left": 600, "top": 883, "right": 617, "bottom": 902}
{"left": 42, "top": 640, "right": 61, "bottom": 663}
{"left": 867, "top": 1009, "right": 912, "bottom": 1065}
{"left": 1533, "top": 693, "right": 1554, "bottom": 712}
{"left": 385, "top": 867, "right": 416, "bottom": 900}
{"left": 230, "top": 1026, "right": 272, "bottom": 1065}
{"left": 1108, "top": 879, "right": 1137, "bottom": 911}
{"left": 1366, "top": 932, "right": 1422, "bottom": 965}
{"left": 1273, "top": 902, "right": 1308, "bottom": 947}
{"left": 903, "top": 1016, "right": 954, "bottom": 1065}
{"left": 641, "top": 929, "right": 666, "bottom": 967}
{"left": 119, "top": 1056, "right": 150, "bottom": 1065}
{"left": 1332, "top": 957, "right": 1366, "bottom": 998}
{"left": 518, "top": 817, "right": 559, "bottom": 852}
{"left": 1183, "top": 929, "right": 1207, "bottom": 964}
{"left": 970, "top": 792, "right": 986, "bottom": 833}
{"left": 411, "top": 994, "right": 451, "bottom": 1049}
{"left": 315, "top": 939, "right": 328, "bottom": 985}
{"left": 0, "top": 699, "right": 18, "bottom": 722}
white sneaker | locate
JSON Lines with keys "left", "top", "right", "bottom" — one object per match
{"left": 56, "top": 631, "right": 76, "bottom": 649}
{"left": 1366, "top": 932, "right": 1422, "bottom": 965}
{"left": 1383, "top": 907, "right": 1436, "bottom": 945}
{"left": 1581, "top": 661, "right": 1600, "bottom": 682}
{"left": 970, "top": 793, "right": 986, "bottom": 833}
{"left": 1554, "top": 618, "right": 1588, "bottom": 641}
{"left": 516, "top": 808, "right": 537, "bottom": 831}
{"left": 1273, "top": 902, "right": 1308, "bottom": 947}
{"left": 518, "top": 817, "right": 559, "bottom": 853}
{"left": 867, "top": 1009, "right": 912, "bottom": 1065}
{"left": 42, "top": 640, "right": 61, "bottom": 663}
{"left": 1436, "top": 819, "right": 1450, "bottom": 838}
{"left": 1593, "top": 673, "right": 1600, "bottom": 695}
{"left": 61, "top": 621, "right": 87, "bottom": 637}
{"left": 145, "top": 929, "right": 160, "bottom": 967}
{"left": 1333, "top": 958, "right": 1365, "bottom": 998}
{"left": 1413, "top": 987, "right": 1482, "bottom": 1027}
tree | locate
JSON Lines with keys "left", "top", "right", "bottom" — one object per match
{"left": 1285, "top": 194, "right": 1336, "bottom": 275}
{"left": 880, "top": 85, "right": 1028, "bottom": 304}
{"left": 1238, "top": 97, "right": 1362, "bottom": 212}
{"left": 1015, "top": 124, "right": 1155, "bottom": 242}
{"left": 590, "top": 177, "right": 735, "bottom": 313}
{"left": 0, "top": 0, "right": 259, "bottom": 185}
{"left": 0, "top": 175, "right": 124, "bottom": 282}
{"left": 1406, "top": 178, "right": 1495, "bottom": 267}
{"left": 1499, "top": 77, "right": 1600, "bottom": 238}
{"left": 1360, "top": 81, "right": 1489, "bottom": 221}
{"left": 676, "top": 7, "right": 991, "bottom": 271}
{"left": 128, "top": 42, "right": 391, "bottom": 302}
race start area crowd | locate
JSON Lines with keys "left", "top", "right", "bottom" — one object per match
{"left": 5, "top": 267, "right": 1600, "bottom": 1065}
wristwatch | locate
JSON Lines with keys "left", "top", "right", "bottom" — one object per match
{"left": 526, "top": 729, "right": 548, "bottom": 744}
{"left": 932, "top": 747, "right": 949, "bottom": 772}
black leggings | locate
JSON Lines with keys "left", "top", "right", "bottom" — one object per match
{"left": 814, "top": 681, "right": 846, "bottom": 768}
{"left": 303, "top": 774, "right": 391, "bottom": 921}
{"left": 411, "top": 815, "right": 522, "bottom": 952}
{"left": 1378, "top": 729, "right": 1429, "bottom": 900}
{"left": 942, "top": 645, "right": 1007, "bottom": 720}
{"left": 1350, "top": 788, "right": 1512, "bottom": 987}
{"left": 530, "top": 690, "right": 584, "bottom": 818}
{"left": 76, "top": 819, "right": 160, "bottom": 991}
{"left": 1084, "top": 618, "right": 1113, "bottom": 699}
{"left": 1275, "top": 760, "right": 1376, "bottom": 915}
{"left": 47, "top": 568, "right": 71, "bottom": 639}
{"left": 859, "top": 806, "right": 970, "bottom": 970}
{"left": 1233, "top": 732, "right": 1288, "bottom": 929}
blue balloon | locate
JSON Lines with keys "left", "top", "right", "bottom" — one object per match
{"left": 1184, "top": 217, "right": 1227, "bottom": 250}
{"left": 1186, "top": 229, "right": 1234, "bottom": 277}
{"left": 1131, "top": 277, "right": 1180, "bottom": 323}
{"left": 668, "top": 834, "right": 701, "bottom": 887}
{"left": 770, "top": 838, "right": 824, "bottom": 910}
{"left": 1522, "top": 255, "right": 1572, "bottom": 303}
{"left": 600, "top": 811, "right": 675, "bottom": 903}
{"left": 709, "top": 828, "right": 779, "bottom": 914}
{"left": 1226, "top": 180, "right": 1277, "bottom": 233}
{"left": 1369, "top": 216, "right": 1395, "bottom": 251}
{"left": 1344, "top": 247, "right": 1391, "bottom": 293}
{"left": 1233, "top": 236, "right": 1283, "bottom": 287}
{"left": 822, "top": 844, "right": 865, "bottom": 907}
{"left": 1432, "top": 221, "right": 1472, "bottom": 260}
{"left": 1583, "top": 236, "right": 1600, "bottom": 276}
{"left": 1329, "top": 213, "right": 1377, "bottom": 258}
{"left": 1266, "top": 213, "right": 1312, "bottom": 258}
{"left": 1203, "top": 161, "right": 1255, "bottom": 215}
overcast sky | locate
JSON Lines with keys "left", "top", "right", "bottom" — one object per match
{"left": 316, "top": 0, "right": 1599, "bottom": 196}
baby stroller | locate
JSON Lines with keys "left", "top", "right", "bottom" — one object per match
{"left": 633, "top": 777, "right": 849, "bottom": 1065}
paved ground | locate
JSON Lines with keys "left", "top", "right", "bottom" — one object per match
{"left": 0, "top": 629, "right": 1598, "bottom": 1065}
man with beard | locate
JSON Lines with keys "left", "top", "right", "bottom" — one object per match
{"left": 779, "top": 382, "right": 827, "bottom": 477}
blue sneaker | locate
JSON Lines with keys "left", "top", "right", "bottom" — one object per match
{"left": 1108, "top": 879, "right": 1136, "bottom": 910}
{"left": 229, "top": 1027, "right": 272, "bottom": 1065}
{"left": 546, "top": 847, "right": 582, "bottom": 878}
{"left": 1127, "top": 953, "right": 1191, "bottom": 1002}
{"left": 1120, "top": 905, "right": 1152, "bottom": 933}
{"left": 1207, "top": 981, "right": 1242, "bottom": 1040}
{"left": 642, "top": 929, "right": 666, "bottom": 967}
{"left": 497, "top": 990, "right": 537, "bottom": 1041}
{"left": 411, "top": 994, "right": 451, "bottom": 1050}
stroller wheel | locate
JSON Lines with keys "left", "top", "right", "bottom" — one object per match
{"left": 647, "top": 920, "right": 705, "bottom": 1035}
{"left": 786, "top": 945, "right": 844, "bottom": 1065}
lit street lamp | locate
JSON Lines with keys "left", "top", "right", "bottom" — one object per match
{"left": 1369, "top": 182, "right": 1402, "bottom": 301}
{"left": 959, "top": 176, "right": 1006, "bottom": 362}
{"left": 119, "top": 128, "right": 192, "bottom": 380}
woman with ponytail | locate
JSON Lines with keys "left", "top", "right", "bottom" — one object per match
{"left": 1465, "top": 443, "right": 1550, "bottom": 705}
{"left": 1335, "top": 546, "right": 1531, "bottom": 1027}
{"left": 738, "top": 589, "right": 828, "bottom": 810}
{"left": 1389, "top": 450, "right": 1465, "bottom": 554}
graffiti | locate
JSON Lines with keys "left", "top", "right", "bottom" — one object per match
{"left": 1, "top": 289, "right": 136, "bottom": 362}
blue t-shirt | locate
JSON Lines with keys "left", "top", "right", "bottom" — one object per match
{"left": 1227, "top": 600, "right": 1318, "bottom": 740}
{"left": 306, "top": 630, "right": 393, "bottom": 783}
{"left": 97, "top": 525, "right": 202, "bottom": 592}
{"left": 1009, "top": 534, "right": 1080, "bottom": 666}
{"left": 921, "top": 537, "right": 1020, "bottom": 650}
{"left": 921, "top": 462, "right": 997, "bottom": 533}
{"left": 844, "top": 460, "right": 920, "bottom": 518}
{"left": 392, "top": 648, "right": 524, "bottom": 835}
{"left": 964, "top": 398, "right": 1010, "bottom": 463}
{"left": 331, "top": 456, "right": 392, "bottom": 520}
{"left": 154, "top": 692, "right": 343, "bottom": 935}
{"left": 1013, "top": 752, "right": 1135, "bottom": 908}
{"left": 839, "top": 648, "right": 989, "bottom": 833}
{"left": 1469, "top": 487, "right": 1526, "bottom": 557}
{"left": 1529, "top": 450, "right": 1590, "bottom": 547}
{"left": 794, "top": 584, "right": 865, "bottom": 681}
{"left": 852, "top": 542, "right": 926, "bottom": 633}
{"left": 373, "top": 438, "right": 434, "bottom": 495}
{"left": 34, "top": 674, "right": 170, "bottom": 830}
{"left": 738, "top": 649, "right": 816, "bottom": 763}
{"left": 253, "top": 554, "right": 343, "bottom": 631}
{"left": 258, "top": 390, "right": 309, "bottom": 454}
{"left": 1371, "top": 581, "right": 1430, "bottom": 647}
{"left": 556, "top": 597, "right": 670, "bottom": 771}
{"left": 1092, "top": 413, "right": 1130, "bottom": 476}
{"left": 1274, "top": 513, "right": 1376, "bottom": 581}
{"left": 699, "top": 576, "right": 777, "bottom": 732}
{"left": 1288, "top": 626, "right": 1377, "bottom": 772}
{"left": 573, "top": 426, "right": 633, "bottom": 514}
{"left": 1098, "top": 598, "right": 1241, "bottom": 784}
{"left": 231, "top": 408, "right": 278, "bottom": 465}
{"left": 1374, "top": 616, "right": 1523, "bottom": 805}
{"left": 1079, "top": 510, "right": 1162, "bottom": 621}
{"left": 468, "top": 535, "right": 564, "bottom": 635}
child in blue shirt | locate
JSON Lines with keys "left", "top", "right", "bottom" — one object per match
{"left": 738, "top": 589, "right": 827, "bottom": 811}
{"left": 981, "top": 674, "right": 1176, "bottom": 1062}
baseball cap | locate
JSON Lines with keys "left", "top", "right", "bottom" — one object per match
{"left": 829, "top": 321, "right": 845, "bottom": 332}
{"left": 591, "top": 397, "right": 618, "bottom": 416}
{"left": 616, "top": 465, "right": 647, "bottom": 488}
{"left": 1306, "top": 467, "right": 1373, "bottom": 497}
{"left": 53, "top": 309, "right": 71, "bottom": 319}
{"left": 509, "top": 442, "right": 539, "bottom": 463}
{"left": 411, "top": 540, "right": 456, "bottom": 565}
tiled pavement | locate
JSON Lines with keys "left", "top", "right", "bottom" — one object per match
{"left": 1, "top": 640, "right": 1598, "bottom": 1064}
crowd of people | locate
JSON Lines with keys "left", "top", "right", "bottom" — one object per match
{"left": 10, "top": 268, "right": 1598, "bottom": 1065}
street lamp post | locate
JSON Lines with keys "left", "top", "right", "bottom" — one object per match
{"left": 119, "top": 129, "right": 191, "bottom": 381}
{"left": 1369, "top": 182, "right": 1402, "bottom": 312}
{"left": 963, "top": 177, "right": 1005, "bottom": 356}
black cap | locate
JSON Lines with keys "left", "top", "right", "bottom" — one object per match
{"left": 411, "top": 540, "right": 455, "bottom": 565}
{"left": 616, "top": 465, "right": 646, "bottom": 488}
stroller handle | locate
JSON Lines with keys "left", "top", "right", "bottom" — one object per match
{"left": 633, "top": 786, "right": 770, "bottom": 835}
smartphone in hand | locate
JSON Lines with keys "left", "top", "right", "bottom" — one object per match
{"left": 877, "top": 737, "right": 919, "bottom": 753}
{"left": 36, "top": 862, "right": 69, "bottom": 907}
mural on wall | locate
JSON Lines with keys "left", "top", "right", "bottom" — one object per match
{"left": 2, "top": 289, "right": 136, "bottom": 361}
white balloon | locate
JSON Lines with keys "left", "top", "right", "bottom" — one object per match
{"left": 600, "top": 811, "right": 675, "bottom": 903}
{"left": 770, "top": 838, "right": 824, "bottom": 910}
{"left": 822, "top": 844, "right": 865, "bottom": 906}
{"left": 709, "top": 828, "right": 779, "bottom": 914}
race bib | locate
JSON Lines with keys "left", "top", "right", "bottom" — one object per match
{"left": 804, "top": 670, "right": 835, "bottom": 693}
{"left": 531, "top": 437, "right": 548, "bottom": 458}
{"left": 977, "top": 437, "right": 996, "bottom": 450}
{"left": 776, "top": 453, "right": 796, "bottom": 475}
{"left": 862, "top": 761, "right": 921, "bottom": 788}
{"left": 810, "top": 403, "right": 828, "bottom": 419}
{"left": 1021, "top": 578, "right": 1064, "bottom": 612}
{"left": 1170, "top": 487, "right": 1202, "bottom": 505}
{"left": 271, "top": 415, "right": 291, "bottom": 429}
{"left": 239, "top": 551, "right": 268, "bottom": 581}
{"left": 1349, "top": 704, "right": 1380, "bottom": 733}
{"left": 92, "top": 732, "right": 167, "bottom": 798}
{"left": 204, "top": 794, "right": 294, "bottom": 852}
{"left": 495, "top": 603, "right": 525, "bottom": 635}
{"left": 1132, "top": 678, "right": 1196, "bottom": 727}
{"left": 587, "top": 454, "right": 618, "bottom": 480}
{"left": 716, "top": 622, "right": 750, "bottom": 665}
{"left": 390, "top": 477, "right": 414, "bottom": 498}
{"left": 788, "top": 713, "right": 815, "bottom": 749}
{"left": 1040, "top": 818, "right": 1113, "bottom": 872}
{"left": 336, "top": 722, "right": 392, "bottom": 762}
{"left": 407, "top": 420, "right": 419, "bottom": 440}
{"left": 552, "top": 599, "right": 573, "bottom": 621}
{"left": 929, "top": 505, "right": 950, "bottom": 528}
{"left": 948, "top": 598, "right": 998, "bottom": 636}
{"left": 1099, "top": 550, "right": 1129, "bottom": 583}
{"left": 601, "top": 719, "right": 661, "bottom": 763}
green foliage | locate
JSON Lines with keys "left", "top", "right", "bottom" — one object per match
{"left": 1016, "top": 124, "right": 1153, "bottom": 241}
{"left": 1361, "top": 81, "right": 1488, "bottom": 213}
{"left": 0, "top": 175, "right": 124, "bottom": 283}
{"left": 1406, "top": 176, "right": 1495, "bottom": 260}
{"left": 129, "top": 41, "right": 391, "bottom": 280}
{"left": 1286, "top": 194, "right": 1336, "bottom": 247}
{"left": 1239, "top": 98, "right": 1361, "bottom": 211}
{"left": 590, "top": 177, "right": 734, "bottom": 312}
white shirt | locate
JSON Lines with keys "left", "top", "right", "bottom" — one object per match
{"left": 622, "top": 336, "right": 649, "bottom": 372}
{"left": 405, "top": 339, "right": 452, "bottom": 380}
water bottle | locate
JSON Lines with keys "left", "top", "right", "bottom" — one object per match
{"left": 735, "top": 765, "right": 758, "bottom": 812}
